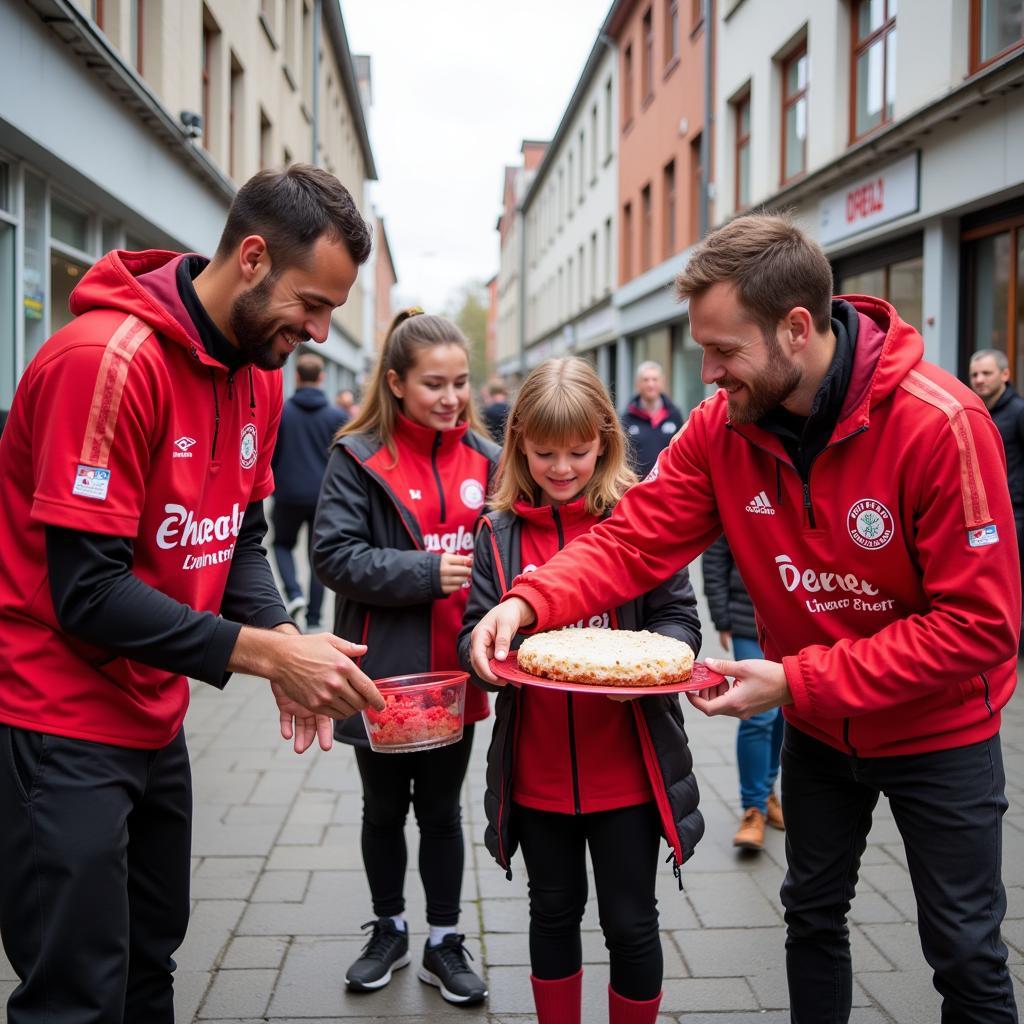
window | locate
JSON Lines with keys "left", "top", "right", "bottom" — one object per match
{"left": 229, "top": 53, "right": 243, "bottom": 179}
{"left": 666, "top": 0, "right": 679, "bottom": 65}
{"left": 129, "top": 0, "right": 144, "bottom": 73}
{"left": 623, "top": 202, "right": 633, "bottom": 281}
{"left": 301, "top": 0, "right": 312, "bottom": 103}
{"left": 642, "top": 8, "right": 654, "bottom": 101}
{"left": 734, "top": 93, "right": 751, "bottom": 209}
{"left": 579, "top": 244, "right": 585, "bottom": 309}
{"left": 604, "top": 217, "right": 613, "bottom": 294}
{"left": 91, "top": 0, "right": 104, "bottom": 28}
{"left": 641, "top": 184, "right": 653, "bottom": 272}
{"left": 590, "top": 231, "right": 598, "bottom": 301}
{"left": 851, "top": 0, "right": 896, "bottom": 142}
{"left": 623, "top": 45, "right": 634, "bottom": 126}
{"left": 590, "top": 104, "right": 599, "bottom": 182}
{"left": 970, "top": 0, "right": 1024, "bottom": 71}
{"left": 568, "top": 152, "right": 574, "bottom": 213}
{"left": 962, "top": 213, "right": 1024, "bottom": 384}
{"left": 578, "top": 130, "right": 585, "bottom": 201}
{"left": 568, "top": 256, "right": 574, "bottom": 314}
{"left": 663, "top": 159, "right": 676, "bottom": 258}
{"left": 259, "top": 108, "right": 272, "bottom": 171}
{"left": 604, "top": 77, "right": 613, "bottom": 157}
{"left": 690, "top": 133, "right": 703, "bottom": 243}
{"left": 201, "top": 12, "right": 221, "bottom": 154}
{"left": 781, "top": 44, "right": 808, "bottom": 183}
{"left": 692, "top": 0, "right": 703, "bottom": 30}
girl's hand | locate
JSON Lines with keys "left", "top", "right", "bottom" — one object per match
{"left": 439, "top": 552, "right": 474, "bottom": 594}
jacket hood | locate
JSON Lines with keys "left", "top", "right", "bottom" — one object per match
{"left": 69, "top": 250, "right": 229, "bottom": 371}
{"left": 290, "top": 386, "right": 329, "bottom": 410}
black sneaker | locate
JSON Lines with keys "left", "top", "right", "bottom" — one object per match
{"left": 345, "top": 918, "right": 410, "bottom": 991}
{"left": 417, "top": 933, "right": 487, "bottom": 1005}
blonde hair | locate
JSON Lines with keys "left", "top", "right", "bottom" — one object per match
{"left": 338, "top": 308, "right": 486, "bottom": 461}
{"left": 490, "top": 357, "right": 636, "bottom": 516}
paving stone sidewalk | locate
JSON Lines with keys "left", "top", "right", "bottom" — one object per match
{"left": 1, "top": 640, "right": 1022, "bottom": 1022}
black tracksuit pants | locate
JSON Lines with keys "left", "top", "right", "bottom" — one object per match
{"left": 781, "top": 725, "right": 1017, "bottom": 1023}
{"left": 514, "top": 801, "right": 663, "bottom": 1000}
{"left": 0, "top": 725, "right": 192, "bottom": 1024}
{"left": 353, "top": 725, "right": 474, "bottom": 927}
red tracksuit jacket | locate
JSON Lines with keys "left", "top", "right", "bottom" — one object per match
{"left": 506, "top": 296, "right": 1020, "bottom": 758}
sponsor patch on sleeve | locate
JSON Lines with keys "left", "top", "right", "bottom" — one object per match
{"left": 967, "top": 524, "right": 999, "bottom": 548}
{"left": 73, "top": 464, "right": 111, "bottom": 501}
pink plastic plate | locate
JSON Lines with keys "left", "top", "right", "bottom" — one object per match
{"left": 489, "top": 651, "right": 725, "bottom": 696}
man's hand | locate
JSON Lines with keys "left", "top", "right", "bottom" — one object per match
{"left": 271, "top": 681, "right": 334, "bottom": 753}
{"left": 686, "top": 657, "right": 791, "bottom": 719}
{"left": 470, "top": 597, "right": 536, "bottom": 683}
{"left": 439, "top": 553, "right": 474, "bottom": 594}
{"left": 229, "top": 627, "right": 385, "bottom": 719}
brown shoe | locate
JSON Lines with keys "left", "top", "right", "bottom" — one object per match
{"left": 733, "top": 807, "right": 766, "bottom": 850}
{"left": 766, "top": 792, "right": 785, "bottom": 831}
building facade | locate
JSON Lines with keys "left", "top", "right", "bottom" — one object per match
{"left": 494, "top": 140, "right": 547, "bottom": 380}
{"left": 715, "top": 0, "right": 1024, "bottom": 379}
{"left": 610, "top": 0, "right": 713, "bottom": 411}
{"left": 0, "top": 0, "right": 379, "bottom": 409}
{"left": 520, "top": 33, "right": 620, "bottom": 394}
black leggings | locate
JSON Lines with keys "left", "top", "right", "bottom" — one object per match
{"left": 353, "top": 725, "right": 474, "bottom": 927}
{"left": 515, "top": 801, "right": 663, "bottom": 1000}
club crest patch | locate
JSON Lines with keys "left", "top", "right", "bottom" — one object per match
{"left": 460, "top": 478, "right": 485, "bottom": 510}
{"left": 847, "top": 498, "right": 894, "bottom": 550}
{"left": 73, "top": 464, "right": 111, "bottom": 501}
{"left": 239, "top": 424, "right": 258, "bottom": 469}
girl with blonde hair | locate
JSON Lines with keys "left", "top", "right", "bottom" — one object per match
{"left": 458, "top": 357, "right": 704, "bottom": 1024}
{"left": 313, "top": 309, "right": 499, "bottom": 1005}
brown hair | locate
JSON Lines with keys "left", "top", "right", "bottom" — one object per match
{"left": 338, "top": 308, "right": 485, "bottom": 461}
{"left": 214, "top": 164, "right": 372, "bottom": 272}
{"left": 675, "top": 213, "right": 833, "bottom": 336}
{"left": 295, "top": 351, "right": 325, "bottom": 383}
{"left": 490, "top": 357, "right": 636, "bottom": 516}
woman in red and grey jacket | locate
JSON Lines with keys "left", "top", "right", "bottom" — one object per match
{"left": 312, "top": 310, "right": 498, "bottom": 1005}
{"left": 457, "top": 358, "right": 703, "bottom": 1024}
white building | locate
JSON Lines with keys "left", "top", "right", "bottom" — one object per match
{"left": 521, "top": 38, "right": 620, "bottom": 392}
{"left": 715, "top": 0, "right": 1024, "bottom": 379}
{"left": 0, "top": 0, "right": 379, "bottom": 409}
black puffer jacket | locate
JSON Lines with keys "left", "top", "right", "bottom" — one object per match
{"left": 989, "top": 383, "right": 1024, "bottom": 518}
{"left": 701, "top": 535, "right": 757, "bottom": 640}
{"left": 457, "top": 508, "right": 704, "bottom": 885}
{"left": 313, "top": 429, "right": 500, "bottom": 745}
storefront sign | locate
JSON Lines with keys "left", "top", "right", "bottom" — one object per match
{"left": 819, "top": 152, "right": 919, "bottom": 246}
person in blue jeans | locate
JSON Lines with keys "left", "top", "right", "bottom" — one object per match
{"left": 702, "top": 535, "right": 784, "bottom": 850}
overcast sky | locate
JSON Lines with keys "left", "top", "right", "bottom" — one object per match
{"left": 342, "top": 0, "right": 611, "bottom": 313}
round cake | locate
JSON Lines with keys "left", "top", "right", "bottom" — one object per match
{"left": 517, "top": 627, "right": 694, "bottom": 687}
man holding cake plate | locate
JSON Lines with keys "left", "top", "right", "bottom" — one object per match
{"left": 472, "top": 214, "right": 1020, "bottom": 1023}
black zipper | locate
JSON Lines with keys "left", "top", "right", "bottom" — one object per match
{"left": 227, "top": 370, "right": 235, "bottom": 401}
{"left": 802, "top": 479, "right": 816, "bottom": 528}
{"left": 843, "top": 717, "right": 856, "bottom": 756}
{"left": 209, "top": 368, "right": 221, "bottom": 459}
{"left": 431, "top": 433, "right": 446, "bottom": 523}
{"left": 551, "top": 506, "right": 581, "bottom": 812}
{"left": 981, "top": 672, "right": 993, "bottom": 716}
{"left": 566, "top": 694, "right": 582, "bottom": 814}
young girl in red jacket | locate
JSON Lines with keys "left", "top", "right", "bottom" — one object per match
{"left": 458, "top": 357, "right": 704, "bottom": 1024}
{"left": 312, "top": 310, "right": 499, "bottom": 1006}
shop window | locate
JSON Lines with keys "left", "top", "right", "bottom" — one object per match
{"left": 23, "top": 172, "right": 47, "bottom": 364}
{"left": 102, "top": 220, "right": 122, "bottom": 253}
{"left": 0, "top": 221, "right": 15, "bottom": 409}
{"left": 781, "top": 43, "right": 808, "bottom": 185}
{"left": 671, "top": 320, "right": 705, "bottom": 414}
{"left": 51, "top": 197, "right": 90, "bottom": 253}
{"left": 50, "top": 253, "right": 89, "bottom": 335}
{"left": 0, "top": 161, "right": 9, "bottom": 212}
{"left": 837, "top": 254, "right": 923, "bottom": 332}
{"left": 962, "top": 215, "right": 1024, "bottom": 385}
{"left": 851, "top": 0, "right": 896, "bottom": 142}
{"left": 971, "top": 0, "right": 1024, "bottom": 71}
{"left": 733, "top": 92, "right": 751, "bottom": 210}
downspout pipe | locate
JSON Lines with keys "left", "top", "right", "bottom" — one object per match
{"left": 312, "top": 0, "right": 322, "bottom": 165}
{"left": 700, "top": 0, "right": 714, "bottom": 238}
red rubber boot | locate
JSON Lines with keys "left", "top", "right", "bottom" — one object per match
{"left": 608, "top": 984, "right": 662, "bottom": 1024}
{"left": 530, "top": 968, "right": 583, "bottom": 1024}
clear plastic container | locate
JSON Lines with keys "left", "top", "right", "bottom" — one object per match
{"left": 362, "top": 671, "right": 468, "bottom": 754}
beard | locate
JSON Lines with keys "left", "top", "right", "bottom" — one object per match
{"left": 722, "top": 334, "right": 802, "bottom": 425}
{"left": 229, "top": 276, "right": 311, "bottom": 371}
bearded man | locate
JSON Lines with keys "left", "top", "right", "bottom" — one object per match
{"left": 0, "top": 165, "right": 386, "bottom": 1023}
{"left": 472, "top": 214, "right": 1020, "bottom": 1024}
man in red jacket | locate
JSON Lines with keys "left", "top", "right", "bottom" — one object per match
{"left": 472, "top": 214, "right": 1020, "bottom": 1023}
{"left": 0, "top": 165, "right": 385, "bottom": 1023}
